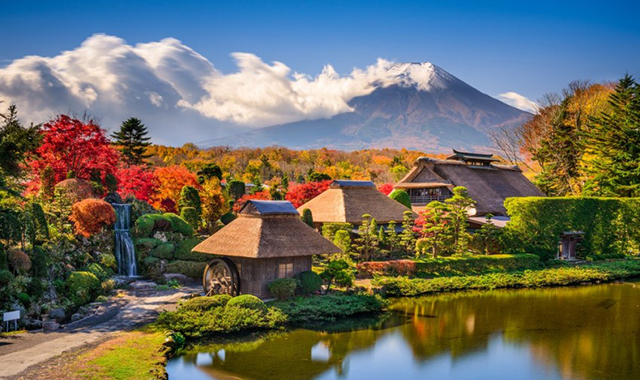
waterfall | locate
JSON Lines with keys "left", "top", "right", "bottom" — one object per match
{"left": 113, "top": 203, "right": 137, "bottom": 277}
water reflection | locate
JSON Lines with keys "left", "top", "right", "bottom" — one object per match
{"left": 167, "top": 282, "right": 640, "bottom": 380}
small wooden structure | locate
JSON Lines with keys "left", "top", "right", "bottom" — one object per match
{"left": 297, "top": 180, "right": 416, "bottom": 227}
{"left": 557, "top": 231, "right": 584, "bottom": 260}
{"left": 192, "top": 200, "right": 341, "bottom": 299}
{"left": 394, "top": 150, "right": 544, "bottom": 216}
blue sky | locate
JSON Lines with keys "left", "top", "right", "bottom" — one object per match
{"left": 3, "top": 0, "right": 639, "bottom": 100}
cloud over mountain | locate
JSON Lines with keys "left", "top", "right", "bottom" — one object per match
{"left": 0, "top": 33, "right": 531, "bottom": 146}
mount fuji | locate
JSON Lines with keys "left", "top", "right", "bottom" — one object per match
{"left": 203, "top": 62, "right": 531, "bottom": 152}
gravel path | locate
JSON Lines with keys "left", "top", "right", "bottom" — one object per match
{"left": 0, "top": 285, "right": 199, "bottom": 380}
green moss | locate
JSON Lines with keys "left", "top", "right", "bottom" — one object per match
{"left": 166, "top": 260, "right": 206, "bottom": 279}
{"left": 163, "top": 213, "right": 194, "bottom": 237}
{"left": 174, "top": 238, "right": 208, "bottom": 261}
{"left": 150, "top": 242, "right": 175, "bottom": 259}
{"left": 134, "top": 238, "right": 162, "bottom": 250}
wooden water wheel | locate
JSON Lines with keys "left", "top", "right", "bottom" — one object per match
{"left": 203, "top": 257, "right": 240, "bottom": 296}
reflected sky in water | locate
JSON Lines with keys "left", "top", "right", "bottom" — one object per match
{"left": 167, "top": 280, "right": 640, "bottom": 380}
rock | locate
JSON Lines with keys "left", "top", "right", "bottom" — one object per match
{"left": 24, "top": 319, "right": 43, "bottom": 330}
{"left": 129, "top": 280, "right": 157, "bottom": 296}
{"left": 104, "top": 192, "right": 123, "bottom": 204}
{"left": 163, "top": 273, "right": 191, "bottom": 285}
{"left": 49, "top": 308, "right": 66, "bottom": 323}
{"left": 153, "top": 231, "right": 168, "bottom": 243}
{"left": 43, "top": 321, "right": 60, "bottom": 332}
{"left": 78, "top": 306, "right": 89, "bottom": 314}
{"left": 71, "top": 313, "right": 84, "bottom": 322}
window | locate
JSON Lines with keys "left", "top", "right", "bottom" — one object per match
{"left": 278, "top": 262, "right": 294, "bottom": 278}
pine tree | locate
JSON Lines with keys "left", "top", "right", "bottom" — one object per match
{"left": 416, "top": 201, "right": 451, "bottom": 258}
{"left": 399, "top": 211, "right": 416, "bottom": 257}
{"left": 445, "top": 186, "right": 475, "bottom": 255}
{"left": 585, "top": 75, "right": 640, "bottom": 197}
{"left": 111, "top": 117, "right": 151, "bottom": 165}
{"left": 0, "top": 104, "right": 41, "bottom": 179}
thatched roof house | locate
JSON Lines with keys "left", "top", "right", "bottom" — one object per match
{"left": 395, "top": 151, "right": 544, "bottom": 216}
{"left": 193, "top": 200, "right": 340, "bottom": 298}
{"left": 297, "top": 180, "right": 416, "bottom": 225}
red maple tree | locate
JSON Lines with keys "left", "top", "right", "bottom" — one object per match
{"left": 29, "top": 115, "right": 119, "bottom": 190}
{"left": 116, "top": 165, "right": 157, "bottom": 202}
{"left": 377, "top": 183, "right": 395, "bottom": 195}
{"left": 233, "top": 190, "right": 271, "bottom": 212}
{"left": 285, "top": 180, "right": 331, "bottom": 208}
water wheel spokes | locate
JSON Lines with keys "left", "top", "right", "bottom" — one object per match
{"left": 203, "top": 258, "right": 240, "bottom": 296}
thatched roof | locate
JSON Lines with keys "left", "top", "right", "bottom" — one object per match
{"left": 395, "top": 156, "right": 544, "bottom": 215}
{"left": 192, "top": 200, "right": 340, "bottom": 258}
{"left": 297, "top": 180, "right": 416, "bottom": 224}
{"left": 447, "top": 149, "right": 499, "bottom": 163}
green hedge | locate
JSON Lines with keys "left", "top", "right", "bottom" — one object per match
{"left": 269, "top": 294, "right": 388, "bottom": 324}
{"left": 150, "top": 242, "right": 175, "bottom": 259}
{"left": 174, "top": 238, "right": 208, "bottom": 261}
{"left": 415, "top": 254, "right": 541, "bottom": 277}
{"left": 375, "top": 260, "right": 640, "bottom": 297}
{"left": 180, "top": 295, "right": 231, "bottom": 312}
{"left": 504, "top": 197, "right": 640, "bottom": 260}
{"left": 133, "top": 213, "right": 193, "bottom": 238}
{"left": 66, "top": 271, "right": 101, "bottom": 306}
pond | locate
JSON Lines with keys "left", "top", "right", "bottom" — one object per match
{"left": 167, "top": 280, "right": 640, "bottom": 380}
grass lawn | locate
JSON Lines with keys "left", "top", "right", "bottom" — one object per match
{"left": 69, "top": 329, "right": 167, "bottom": 380}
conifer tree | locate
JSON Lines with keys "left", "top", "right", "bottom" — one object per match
{"left": 584, "top": 75, "right": 640, "bottom": 197}
{"left": 445, "top": 186, "right": 475, "bottom": 255}
{"left": 111, "top": 117, "right": 151, "bottom": 165}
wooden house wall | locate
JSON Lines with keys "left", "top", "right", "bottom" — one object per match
{"left": 230, "top": 256, "right": 312, "bottom": 299}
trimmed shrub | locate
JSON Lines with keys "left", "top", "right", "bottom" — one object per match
{"left": 163, "top": 213, "right": 194, "bottom": 237}
{"left": 151, "top": 243, "right": 175, "bottom": 259}
{"left": 268, "top": 278, "right": 298, "bottom": 301}
{"left": 505, "top": 197, "right": 640, "bottom": 259}
{"left": 86, "top": 263, "right": 109, "bottom": 281}
{"left": 70, "top": 199, "right": 116, "bottom": 237}
{"left": 296, "top": 270, "right": 323, "bottom": 295}
{"left": 180, "top": 295, "right": 232, "bottom": 312}
{"left": 179, "top": 185, "right": 202, "bottom": 216}
{"left": 413, "top": 254, "right": 541, "bottom": 277}
{"left": 180, "top": 207, "right": 199, "bottom": 230}
{"left": 301, "top": 208, "right": 314, "bottom": 228}
{"left": 130, "top": 199, "right": 158, "bottom": 222}
{"left": 7, "top": 249, "right": 31, "bottom": 275}
{"left": 227, "top": 294, "right": 268, "bottom": 313}
{"left": 320, "top": 259, "right": 355, "bottom": 290}
{"left": 135, "top": 237, "right": 162, "bottom": 250}
{"left": 389, "top": 189, "right": 412, "bottom": 209}
{"left": 174, "top": 238, "right": 208, "bottom": 262}
{"left": 66, "top": 271, "right": 101, "bottom": 306}
{"left": 0, "top": 269, "right": 13, "bottom": 286}
{"left": 166, "top": 260, "right": 206, "bottom": 279}
{"left": 220, "top": 211, "right": 236, "bottom": 225}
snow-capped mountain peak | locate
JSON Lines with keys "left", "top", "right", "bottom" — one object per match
{"left": 384, "top": 62, "right": 455, "bottom": 91}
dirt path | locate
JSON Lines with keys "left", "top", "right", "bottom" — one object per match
{"left": 0, "top": 285, "right": 199, "bottom": 380}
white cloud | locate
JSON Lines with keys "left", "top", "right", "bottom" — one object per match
{"left": 496, "top": 92, "right": 538, "bottom": 113}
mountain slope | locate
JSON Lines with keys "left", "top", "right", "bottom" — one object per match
{"left": 203, "top": 63, "right": 531, "bottom": 152}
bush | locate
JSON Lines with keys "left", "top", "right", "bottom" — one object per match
{"left": 227, "top": 294, "right": 268, "bottom": 313}
{"left": 504, "top": 197, "right": 640, "bottom": 259}
{"left": 66, "top": 271, "right": 101, "bottom": 306}
{"left": 357, "top": 260, "right": 417, "bottom": 278}
{"left": 301, "top": 208, "right": 314, "bottom": 228}
{"left": 29, "top": 245, "right": 48, "bottom": 278}
{"left": 157, "top": 305, "right": 286, "bottom": 338}
{"left": 180, "top": 295, "right": 232, "bottom": 312}
{"left": 296, "top": 270, "right": 323, "bottom": 295}
{"left": 17, "top": 292, "right": 30, "bottom": 307}
{"left": 174, "top": 238, "right": 208, "bottom": 261}
{"left": 86, "top": 263, "right": 109, "bottom": 281}
{"left": 7, "top": 249, "right": 31, "bottom": 275}
{"left": 228, "top": 180, "right": 246, "bottom": 200}
{"left": 269, "top": 294, "right": 388, "bottom": 324}
{"left": 374, "top": 260, "right": 640, "bottom": 297}
{"left": 101, "top": 279, "right": 116, "bottom": 293}
{"left": 54, "top": 178, "right": 94, "bottom": 204}
{"left": 163, "top": 213, "right": 194, "bottom": 237}
{"left": 321, "top": 223, "right": 353, "bottom": 239}
{"left": 70, "top": 199, "right": 116, "bottom": 237}
{"left": 413, "top": 254, "right": 541, "bottom": 277}
{"left": 150, "top": 242, "right": 175, "bottom": 259}
{"left": 268, "top": 278, "right": 298, "bottom": 301}
{"left": 180, "top": 207, "right": 199, "bottom": 230}
{"left": 320, "top": 259, "right": 355, "bottom": 290}
{"left": 100, "top": 253, "right": 117, "bottom": 271}
{"left": 166, "top": 260, "right": 206, "bottom": 279}
{"left": 0, "top": 269, "right": 13, "bottom": 286}
{"left": 389, "top": 189, "right": 412, "bottom": 209}
{"left": 179, "top": 186, "right": 202, "bottom": 216}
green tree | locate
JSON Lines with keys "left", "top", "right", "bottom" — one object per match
{"left": 301, "top": 208, "right": 314, "bottom": 228}
{"left": 385, "top": 221, "right": 401, "bottom": 254}
{"left": 281, "top": 173, "right": 289, "bottom": 191}
{"left": 228, "top": 180, "right": 246, "bottom": 200}
{"left": 416, "top": 201, "right": 452, "bottom": 258}
{"left": 0, "top": 104, "right": 41, "bottom": 180}
{"left": 353, "top": 214, "right": 379, "bottom": 261}
{"left": 332, "top": 230, "right": 352, "bottom": 258}
{"left": 470, "top": 214, "right": 503, "bottom": 255}
{"left": 178, "top": 185, "right": 202, "bottom": 224}
{"left": 584, "top": 75, "right": 640, "bottom": 196}
{"left": 389, "top": 189, "right": 412, "bottom": 209}
{"left": 320, "top": 259, "right": 355, "bottom": 291}
{"left": 308, "top": 172, "right": 331, "bottom": 182}
{"left": 111, "top": 117, "right": 151, "bottom": 165}
{"left": 398, "top": 211, "right": 416, "bottom": 257}
{"left": 445, "top": 186, "right": 475, "bottom": 255}
{"left": 197, "top": 163, "right": 222, "bottom": 183}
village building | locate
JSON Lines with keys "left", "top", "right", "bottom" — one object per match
{"left": 192, "top": 200, "right": 341, "bottom": 299}
{"left": 297, "top": 180, "right": 416, "bottom": 228}
{"left": 394, "top": 150, "right": 544, "bottom": 224}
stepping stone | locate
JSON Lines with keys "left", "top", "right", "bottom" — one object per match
{"left": 129, "top": 281, "right": 157, "bottom": 296}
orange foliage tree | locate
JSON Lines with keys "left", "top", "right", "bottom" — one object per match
{"left": 151, "top": 165, "right": 199, "bottom": 211}
{"left": 70, "top": 199, "right": 116, "bottom": 237}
